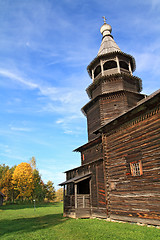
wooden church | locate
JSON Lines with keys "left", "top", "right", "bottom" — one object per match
{"left": 60, "top": 19, "right": 160, "bottom": 226}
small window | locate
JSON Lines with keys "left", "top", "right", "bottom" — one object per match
{"left": 130, "top": 161, "right": 143, "bottom": 176}
{"left": 119, "top": 61, "right": 129, "bottom": 71}
{"left": 103, "top": 60, "right": 117, "bottom": 71}
{"left": 94, "top": 65, "right": 101, "bottom": 78}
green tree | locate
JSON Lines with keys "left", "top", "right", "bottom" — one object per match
{"left": 44, "top": 181, "right": 56, "bottom": 202}
{"left": 0, "top": 164, "right": 9, "bottom": 179}
{"left": 32, "top": 169, "right": 45, "bottom": 202}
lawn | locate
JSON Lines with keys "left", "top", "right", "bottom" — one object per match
{"left": 0, "top": 203, "right": 160, "bottom": 240}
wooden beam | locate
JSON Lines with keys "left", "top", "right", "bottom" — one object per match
{"left": 75, "top": 184, "right": 77, "bottom": 209}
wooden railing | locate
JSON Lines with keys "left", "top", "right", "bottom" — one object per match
{"left": 77, "top": 194, "right": 90, "bottom": 208}
{"left": 64, "top": 194, "right": 90, "bottom": 209}
{"left": 64, "top": 195, "right": 75, "bottom": 208}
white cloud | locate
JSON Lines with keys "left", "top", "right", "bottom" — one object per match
{"left": 0, "top": 143, "right": 11, "bottom": 154}
{"left": 0, "top": 69, "right": 38, "bottom": 89}
{"left": 10, "top": 126, "right": 32, "bottom": 132}
{"left": 0, "top": 152, "right": 27, "bottom": 162}
{"left": 39, "top": 168, "right": 66, "bottom": 189}
{"left": 64, "top": 130, "right": 73, "bottom": 134}
{"left": 0, "top": 68, "right": 88, "bottom": 110}
{"left": 56, "top": 119, "right": 64, "bottom": 124}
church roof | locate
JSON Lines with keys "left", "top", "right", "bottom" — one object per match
{"left": 98, "top": 19, "right": 121, "bottom": 55}
{"left": 98, "top": 30, "right": 121, "bottom": 55}
{"left": 74, "top": 136, "right": 101, "bottom": 152}
{"left": 63, "top": 158, "right": 103, "bottom": 174}
{"left": 59, "top": 173, "right": 91, "bottom": 185}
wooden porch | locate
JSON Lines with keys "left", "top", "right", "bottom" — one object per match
{"left": 64, "top": 194, "right": 91, "bottom": 218}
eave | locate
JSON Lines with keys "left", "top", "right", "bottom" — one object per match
{"left": 86, "top": 73, "right": 142, "bottom": 99}
{"left": 64, "top": 158, "right": 103, "bottom": 173}
{"left": 81, "top": 90, "right": 145, "bottom": 116}
{"left": 73, "top": 136, "right": 102, "bottom": 152}
{"left": 59, "top": 173, "right": 91, "bottom": 186}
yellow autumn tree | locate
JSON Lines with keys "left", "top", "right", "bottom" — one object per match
{"left": 56, "top": 188, "right": 63, "bottom": 202}
{"left": 12, "top": 162, "right": 34, "bottom": 201}
{"left": 0, "top": 168, "right": 14, "bottom": 201}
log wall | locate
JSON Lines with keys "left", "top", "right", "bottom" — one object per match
{"left": 86, "top": 100, "right": 101, "bottom": 141}
{"left": 100, "top": 92, "right": 144, "bottom": 126}
{"left": 90, "top": 160, "right": 106, "bottom": 218}
{"left": 103, "top": 104, "right": 160, "bottom": 224}
{"left": 87, "top": 74, "right": 142, "bottom": 99}
{"left": 81, "top": 142, "right": 103, "bottom": 165}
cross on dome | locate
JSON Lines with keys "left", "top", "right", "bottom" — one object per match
{"left": 102, "top": 16, "right": 107, "bottom": 24}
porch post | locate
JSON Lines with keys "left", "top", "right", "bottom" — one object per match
{"left": 75, "top": 184, "right": 77, "bottom": 209}
{"left": 63, "top": 185, "right": 66, "bottom": 213}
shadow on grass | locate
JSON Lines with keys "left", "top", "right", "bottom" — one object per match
{"left": 0, "top": 202, "right": 60, "bottom": 210}
{"left": 0, "top": 213, "right": 67, "bottom": 237}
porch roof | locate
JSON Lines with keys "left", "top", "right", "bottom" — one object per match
{"left": 59, "top": 173, "right": 91, "bottom": 186}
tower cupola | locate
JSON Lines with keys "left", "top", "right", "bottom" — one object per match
{"left": 87, "top": 18, "right": 136, "bottom": 82}
{"left": 100, "top": 19, "right": 112, "bottom": 37}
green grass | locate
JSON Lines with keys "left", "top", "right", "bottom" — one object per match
{"left": 0, "top": 203, "right": 160, "bottom": 240}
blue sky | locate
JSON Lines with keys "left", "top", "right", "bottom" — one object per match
{"left": 0, "top": 0, "right": 160, "bottom": 189}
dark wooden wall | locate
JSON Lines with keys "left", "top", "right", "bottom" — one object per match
{"left": 103, "top": 104, "right": 160, "bottom": 224}
{"left": 87, "top": 74, "right": 142, "bottom": 99}
{"left": 81, "top": 142, "right": 103, "bottom": 165}
{"left": 100, "top": 92, "right": 145, "bottom": 126}
{"left": 89, "top": 160, "right": 106, "bottom": 218}
{"left": 92, "top": 83, "right": 102, "bottom": 99}
{"left": 126, "top": 92, "right": 144, "bottom": 108}
{"left": 86, "top": 100, "right": 101, "bottom": 141}
{"left": 100, "top": 92, "right": 129, "bottom": 125}
{"left": 86, "top": 91, "right": 144, "bottom": 141}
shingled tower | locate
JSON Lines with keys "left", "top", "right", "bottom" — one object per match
{"left": 82, "top": 19, "right": 145, "bottom": 141}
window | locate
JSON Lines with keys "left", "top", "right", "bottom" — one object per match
{"left": 119, "top": 61, "right": 129, "bottom": 71}
{"left": 94, "top": 65, "right": 101, "bottom": 78}
{"left": 103, "top": 60, "right": 117, "bottom": 71}
{"left": 130, "top": 160, "right": 143, "bottom": 176}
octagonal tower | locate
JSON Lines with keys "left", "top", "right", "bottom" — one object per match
{"left": 82, "top": 20, "right": 145, "bottom": 141}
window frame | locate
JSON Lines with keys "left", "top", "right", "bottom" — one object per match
{"left": 130, "top": 160, "right": 143, "bottom": 176}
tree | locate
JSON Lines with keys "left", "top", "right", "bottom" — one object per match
{"left": 56, "top": 188, "right": 63, "bottom": 202}
{"left": 12, "top": 162, "right": 34, "bottom": 201}
{"left": 32, "top": 169, "right": 45, "bottom": 202}
{"left": 0, "top": 164, "right": 16, "bottom": 202}
{"left": 1, "top": 169, "right": 13, "bottom": 201}
{"left": 44, "top": 181, "right": 56, "bottom": 202}
{"left": 29, "top": 156, "right": 36, "bottom": 170}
